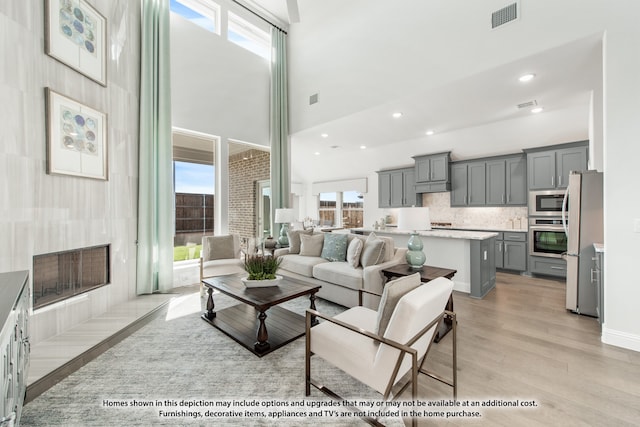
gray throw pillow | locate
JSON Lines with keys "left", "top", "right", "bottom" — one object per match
{"left": 375, "top": 273, "right": 422, "bottom": 336}
{"left": 207, "top": 235, "right": 236, "bottom": 260}
{"left": 346, "top": 238, "right": 364, "bottom": 268}
{"left": 360, "top": 233, "right": 385, "bottom": 267}
{"left": 287, "top": 229, "right": 313, "bottom": 254}
{"left": 299, "top": 233, "right": 324, "bottom": 257}
{"left": 321, "top": 233, "right": 349, "bottom": 262}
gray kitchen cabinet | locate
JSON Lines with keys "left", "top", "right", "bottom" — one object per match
{"left": 470, "top": 236, "right": 496, "bottom": 298}
{"left": 450, "top": 161, "right": 486, "bottom": 206}
{"left": 377, "top": 167, "right": 417, "bottom": 208}
{"left": 1, "top": 271, "right": 30, "bottom": 427}
{"left": 402, "top": 169, "right": 417, "bottom": 207}
{"left": 503, "top": 240, "right": 527, "bottom": 271}
{"left": 495, "top": 239, "right": 504, "bottom": 268}
{"left": 486, "top": 160, "right": 506, "bottom": 205}
{"left": 493, "top": 231, "right": 527, "bottom": 272}
{"left": 557, "top": 146, "right": 588, "bottom": 188}
{"left": 505, "top": 156, "right": 527, "bottom": 204}
{"left": 529, "top": 255, "right": 567, "bottom": 277}
{"left": 527, "top": 143, "right": 587, "bottom": 190}
{"left": 593, "top": 249, "right": 604, "bottom": 325}
{"left": 390, "top": 170, "right": 404, "bottom": 207}
{"left": 413, "top": 152, "right": 450, "bottom": 183}
{"left": 450, "top": 163, "right": 468, "bottom": 207}
{"left": 467, "top": 162, "right": 486, "bottom": 206}
{"left": 451, "top": 155, "right": 527, "bottom": 207}
{"left": 378, "top": 171, "right": 392, "bottom": 208}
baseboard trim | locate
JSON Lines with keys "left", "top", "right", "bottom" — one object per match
{"left": 25, "top": 299, "right": 172, "bottom": 403}
{"left": 601, "top": 325, "right": 640, "bottom": 353}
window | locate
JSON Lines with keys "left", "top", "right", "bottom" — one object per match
{"left": 228, "top": 11, "right": 271, "bottom": 59}
{"left": 342, "top": 191, "right": 364, "bottom": 229}
{"left": 170, "top": 0, "right": 220, "bottom": 34}
{"left": 318, "top": 193, "right": 337, "bottom": 227}
{"left": 317, "top": 191, "right": 364, "bottom": 229}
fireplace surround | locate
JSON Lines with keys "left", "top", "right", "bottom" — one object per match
{"left": 32, "top": 245, "right": 110, "bottom": 310}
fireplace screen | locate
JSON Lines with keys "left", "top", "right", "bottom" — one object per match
{"left": 33, "top": 245, "right": 110, "bottom": 310}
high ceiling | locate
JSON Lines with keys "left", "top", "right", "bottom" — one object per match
{"left": 247, "top": 1, "right": 601, "bottom": 164}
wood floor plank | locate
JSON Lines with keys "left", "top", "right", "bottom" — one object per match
{"left": 412, "top": 272, "right": 640, "bottom": 426}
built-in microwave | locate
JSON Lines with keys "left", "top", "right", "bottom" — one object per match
{"left": 528, "top": 190, "right": 567, "bottom": 217}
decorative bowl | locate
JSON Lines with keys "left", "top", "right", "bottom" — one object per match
{"left": 241, "top": 275, "right": 282, "bottom": 288}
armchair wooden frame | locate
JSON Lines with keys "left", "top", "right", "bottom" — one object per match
{"left": 305, "top": 308, "right": 457, "bottom": 427}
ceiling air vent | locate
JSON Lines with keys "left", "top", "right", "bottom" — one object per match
{"left": 492, "top": 2, "right": 518, "bottom": 29}
{"left": 517, "top": 100, "right": 537, "bottom": 109}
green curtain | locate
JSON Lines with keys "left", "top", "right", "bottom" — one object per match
{"left": 136, "top": 0, "right": 174, "bottom": 294}
{"left": 270, "top": 27, "right": 291, "bottom": 235}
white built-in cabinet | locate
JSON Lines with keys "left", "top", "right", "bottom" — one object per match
{"left": 1, "top": 271, "right": 29, "bottom": 427}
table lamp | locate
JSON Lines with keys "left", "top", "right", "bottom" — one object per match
{"left": 274, "top": 208, "right": 294, "bottom": 246}
{"left": 397, "top": 207, "right": 431, "bottom": 269}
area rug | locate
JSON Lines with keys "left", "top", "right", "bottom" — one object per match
{"left": 21, "top": 290, "right": 405, "bottom": 426}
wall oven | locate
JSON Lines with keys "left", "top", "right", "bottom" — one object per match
{"left": 529, "top": 190, "right": 567, "bottom": 217}
{"left": 529, "top": 218, "right": 568, "bottom": 258}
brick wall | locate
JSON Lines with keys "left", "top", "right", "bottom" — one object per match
{"left": 229, "top": 149, "right": 270, "bottom": 241}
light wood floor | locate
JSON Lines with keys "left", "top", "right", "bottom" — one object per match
{"left": 421, "top": 272, "right": 640, "bottom": 426}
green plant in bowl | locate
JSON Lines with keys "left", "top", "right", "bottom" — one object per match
{"left": 243, "top": 255, "right": 282, "bottom": 280}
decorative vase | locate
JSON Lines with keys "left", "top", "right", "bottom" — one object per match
{"left": 241, "top": 275, "right": 282, "bottom": 288}
{"left": 406, "top": 233, "right": 426, "bottom": 269}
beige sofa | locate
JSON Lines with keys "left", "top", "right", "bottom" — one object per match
{"left": 274, "top": 231, "right": 407, "bottom": 309}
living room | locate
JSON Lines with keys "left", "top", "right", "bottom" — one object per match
{"left": 2, "top": 0, "right": 640, "bottom": 426}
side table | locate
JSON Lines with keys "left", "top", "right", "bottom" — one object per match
{"left": 382, "top": 264, "right": 457, "bottom": 343}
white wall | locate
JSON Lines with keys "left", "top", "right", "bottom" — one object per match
{"left": 601, "top": 27, "right": 640, "bottom": 351}
{"left": 170, "top": 8, "right": 270, "bottom": 147}
{"left": 288, "top": 0, "right": 640, "bottom": 351}
{"left": 0, "top": 0, "right": 141, "bottom": 344}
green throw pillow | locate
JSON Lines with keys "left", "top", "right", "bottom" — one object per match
{"left": 321, "top": 233, "right": 349, "bottom": 262}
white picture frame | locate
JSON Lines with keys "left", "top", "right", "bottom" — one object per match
{"left": 45, "top": 88, "right": 108, "bottom": 180}
{"left": 45, "top": 0, "right": 107, "bottom": 86}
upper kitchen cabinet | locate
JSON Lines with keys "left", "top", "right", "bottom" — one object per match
{"left": 413, "top": 152, "right": 451, "bottom": 193}
{"left": 450, "top": 161, "right": 485, "bottom": 206}
{"left": 486, "top": 155, "right": 527, "bottom": 205}
{"left": 527, "top": 142, "right": 588, "bottom": 190}
{"left": 452, "top": 155, "right": 526, "bottom": 207}
{"left": 377, "top": 167, "right": 418, "bottom": 208}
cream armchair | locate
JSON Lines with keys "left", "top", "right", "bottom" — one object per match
{"left": 199, "top": 234, "right": 245, "bottom": 297}
{"left": 305, "top": 276, "right": 456, "bottom": 427}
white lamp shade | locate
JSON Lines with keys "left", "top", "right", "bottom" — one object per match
{"left": 274, "top": 208, "right": 294, "bottom": 224}
{"left": 397, "top": 207, "right": 431, "bottom": 231}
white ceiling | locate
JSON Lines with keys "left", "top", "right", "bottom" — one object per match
{"left": 248, "top": 1, "right": 601, "bottom": 162}
{"left": 290, "top": 34, "right": 602, "bottom": 156}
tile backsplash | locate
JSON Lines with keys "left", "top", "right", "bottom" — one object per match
{"left": 421, "top": 192, "right": 528, "bottom": 229}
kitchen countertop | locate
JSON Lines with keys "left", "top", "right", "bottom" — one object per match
{"left": 353, "top": 227, "right": 498, "bottom": 241}
{"left": 432, "top": 225, "right": 528, "bottom": 233}
{"left": 594, "top": 243, "right": 604, "bottom": 253}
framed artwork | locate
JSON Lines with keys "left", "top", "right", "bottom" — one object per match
{"left": 45, "top": 88, "right": 108, "bottom": 180}
{"left": 45, "top": 0, "right": 107, "bottom": 86}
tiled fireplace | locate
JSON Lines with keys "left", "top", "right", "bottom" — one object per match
{"left": 32, "top": 245, "right": 110, "bottom": 310}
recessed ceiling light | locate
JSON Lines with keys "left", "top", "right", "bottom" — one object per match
{"left": 360, "top": 145, "right": 367, "bottom": 149}
{"left": 519, "top": 73, "right": 536, "bottom": 82}
{"left": 314, "top": 151, "right": 320, "bottom": 155}
{"left": 426, "top": 130, "right": 434, "bottom": 136}
{"left": 321, "top": 133, "right": 329, "bottom": 138}
{"left": 531, "top": 106, "right": 544, "bottom": 113}
{"left": 392, "top": 112, "right": 403, "bottom": 118}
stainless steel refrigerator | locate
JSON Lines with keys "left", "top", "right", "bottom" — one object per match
{"left": 562, "top": 170, "right": 603, "bottom": 317}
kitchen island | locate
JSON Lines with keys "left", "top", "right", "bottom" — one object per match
{"left": 352, "top": 227, "right": 498, "bottom": 298}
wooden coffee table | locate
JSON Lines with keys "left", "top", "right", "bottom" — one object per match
{"left": 201, "top": 275, "right": 321, "bottom": 357}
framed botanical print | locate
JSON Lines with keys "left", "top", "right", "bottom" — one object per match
{"left": 45, "top": 0, "right": 107, "bottom": 86}
{"left": 45, "top": 88, "right": 108, "bottom": 180}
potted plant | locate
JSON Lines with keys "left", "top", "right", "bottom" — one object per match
{"left": 242, "top": 255, "right": 283, "bottom": 287}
